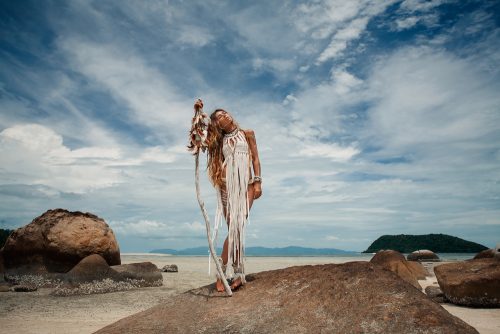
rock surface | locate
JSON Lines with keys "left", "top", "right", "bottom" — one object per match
{"left": 111, "top": 262, "right": 163, "bottom": 286}
{"left": 2, "top": 209, "right": 120, "bottom": 274}
{"left": 65, "top": 254, "right": 122, "bottom": 284}
{"left": 435, "top": 258, "right": 500, "bottom": 307}
{"left": 473, "top": 244, "right": 500, "bottom": 260}
{"left": 407, "top": 249, "right": 440, "bottom": 262}
{"left": 52, "top": 255, "right": 162, "bottom": 295}
{"left": 370, "top": 250, "right": 428, "bottom": 289}
{"left": 425, "top": 286, "right": 446, "bottom": 303}
{"left": 12, "top": 284, "right": 37, "bottom": 292}
{"left": 161, "top": 264, "right": 178, "bottom": 272}
{"left": 96, "top": 262, "right": 477, "bottom": 334}
{"left": 473, "top": 249, "right": 495, "bottom": 259}
{"left": 406, "top": 260, "right": 428, "bottom": 280}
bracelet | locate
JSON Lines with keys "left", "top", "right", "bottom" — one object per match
{"left": 253, "top": 176, "right": 262, "bottom": 183}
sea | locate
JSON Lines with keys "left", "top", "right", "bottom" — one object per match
{"left": 120, "top": 252, "right": 475, "bottom": 275}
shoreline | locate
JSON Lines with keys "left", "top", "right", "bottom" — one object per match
{"left": 0, "top": 256, "right": 498, "bottom": 334}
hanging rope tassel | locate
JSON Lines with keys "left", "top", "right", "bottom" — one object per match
{"left": 223, "top": 131, "right": 250, "bottom": 282}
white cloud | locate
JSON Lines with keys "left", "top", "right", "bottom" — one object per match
{"left": 317, "top": 40, "right": 348, "bottom": 63}
{"left": 315, "top": 15, "right": 368, "bottom": 63}
{"left": 297, "top": 142, "right": 360, "bottom": 162}
{"left": 399, "top": 0, "right": 445, "bottom": 13}
{"left": 0, "top": 124, "right": 123, "bottom": 192}
{"left": 58, "top": 38, "right": 190, "bottom": 141}
{"left": 177, "top": 25, "right": 214, "bottom": 47}
{"left": 364, "top": 47, "right": 500, "bottom": 151}
{"left": 299, "top": 1, "right": 395, "bottom": 64}
{"left": 140, "top": 146, "right": 177, "bottom": 164}
{"left": 392, "top": 0, "right": 444, "bottom": 31}
{"left": 252, "top": 57, "right": 296, "bottom": 74}
{"left": 294, "top": 1, "right": 366, "bottom": 36}
{"left": 252, "top": 57, "right": 265, "bottom": 70}
{"left": 393, "top": 13, "right": 440, "bottom": 31}
{"left": 299, "top": 65, "right": 310, "bottom": 72}
{"left": 109, "top": 219, "right": 205, "bottom": 239}
{"left": 395, "top": 16, "right": 420, "bottom": 30}
{"left": 282, "top": 94, "right": 298, "bottom": 106}
{"left": 331, "top": 70, "right": 363, "bottom": 94}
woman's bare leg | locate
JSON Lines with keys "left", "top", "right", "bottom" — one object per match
{"left": 230, "top": 184, "right": 255, "bottom": 290}
{"left": 216, "top": 185, "right": 229, "bottom": 292}
{"left": 216, "top": 237, "right": 229, "bottom": 292}
{"left": 217, "top": 184, "right": 255, "bottom": 291}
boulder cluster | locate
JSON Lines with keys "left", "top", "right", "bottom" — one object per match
{"left": 407, "top": 249, "right": 441, "bottom": 262}
{"left": 96, "top": 261, "right": 477, "bottom": 334}
{"left": 0, "top": 209, "right": 162, "bottom": 294}
{"left": 369, "top": 249, "right": 428, "bottom": 289}
{"left": 371, "top": 248, "right": 500, "bottom": 308}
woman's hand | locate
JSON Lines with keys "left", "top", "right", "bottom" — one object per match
{"left": 253, "top": 182, "right": 262, "bottom": 199}
{"left": 194, "top": 99, "right": 203, "bottom": 111}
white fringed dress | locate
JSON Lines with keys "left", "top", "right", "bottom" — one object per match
{"left": 212, "top": 128, "right": 251, "bottom": 283}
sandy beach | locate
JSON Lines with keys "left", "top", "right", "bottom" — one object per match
{"left": 1, "top": 255, "right": 499, "bottom": 334}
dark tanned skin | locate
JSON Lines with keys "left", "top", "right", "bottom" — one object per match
{"left": 194, "top": 100, "right": 262, "bottom": 291}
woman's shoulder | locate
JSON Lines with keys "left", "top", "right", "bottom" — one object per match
{"left": 242, "top": 129, "right": 255, "bottom": 136}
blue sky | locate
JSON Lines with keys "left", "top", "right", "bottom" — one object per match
{"left": 1, "top": 0, "right": 499, "bottom": 252}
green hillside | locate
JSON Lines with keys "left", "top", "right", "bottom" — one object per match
{"left": 363, "top": 234, "right": 488, "bottom": 253}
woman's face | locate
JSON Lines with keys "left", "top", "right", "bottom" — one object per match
{"left": 213, "top": 110, "right": 236, "bottom": 132}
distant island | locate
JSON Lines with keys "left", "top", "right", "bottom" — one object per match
{"left": 363, "top": 234, "right": 488, "bottom": 253}
{"left": 150, "top": 246, "right": 357, "bottom": 256}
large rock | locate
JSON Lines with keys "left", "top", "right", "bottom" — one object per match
{"left": 2, "top": 209, "right": 120, "bottom": 274}
{"left": 473, "top": 248, "right": 495, "bottom": 259}
{"left": 476, "top": 244, "right": 500, "bottom": 260}
{"left": 370, "top": 250, "right": 428, "bottom": 289}
{"left": 96, "top": 262, "right": 477, "bottom": 334}
{"left": 161, "top": 264, "right": 178, "bottom": 272}
{"left": 425, "top": 286, "right": 446, "bottom": 303}
{"left": 434, "top": 258, "right": 500, "bottom": 307}
{"left": 407, "top": 249, "right": 440, "bottom": 262}
{"left": 111, "top": 262, "right": 163, "bottom": 286}
{"left": 65, "top": 254, "right": 122, "bottom": 284}
{"left": 52, "top": 255, "right": 162, "bottom": 295}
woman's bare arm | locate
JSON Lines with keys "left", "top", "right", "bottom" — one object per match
{"left": 244, "top": 129, "right": 262, "bottom": 199}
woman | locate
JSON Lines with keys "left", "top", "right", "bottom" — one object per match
{"left": 194, "top": 99, "right": 262, "bottom": 291}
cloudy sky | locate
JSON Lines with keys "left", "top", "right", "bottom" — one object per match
{"left": 1, "top": 0, "right": 499, "bottom": 252}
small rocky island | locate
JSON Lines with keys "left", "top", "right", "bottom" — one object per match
{"left": 363, "top": 233, "right": 488, "bottom": 253}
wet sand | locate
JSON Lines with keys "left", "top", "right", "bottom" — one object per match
{"left": 0, "top": 255, "right": 498, "bottom": 334}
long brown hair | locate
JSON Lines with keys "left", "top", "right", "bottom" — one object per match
{"left": 207, "top": 109, "right": 251, "bottom": 187}
{"left": 206, "top": 109, "right": 226, "bottom": 187}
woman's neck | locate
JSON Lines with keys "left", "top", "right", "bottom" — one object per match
{"left": 224, "top": 124, "right": 238, "bottom": 134}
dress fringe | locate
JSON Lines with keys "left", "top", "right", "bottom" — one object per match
{"left": 209, "top": 130, "right": 250, "bottom": 283}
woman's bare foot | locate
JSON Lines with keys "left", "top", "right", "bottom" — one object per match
{"left": 230, "top": 277, "right": 242, "bottom": 291}
{"left": 216, "top": 278, "right": 225, "bottom": 292}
